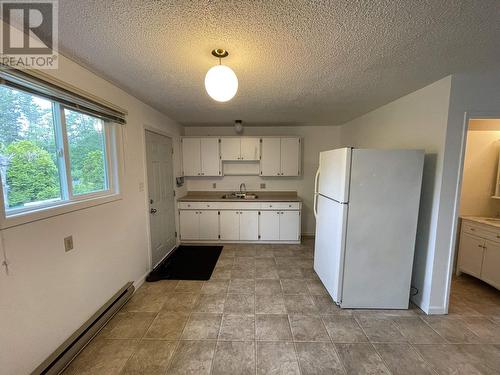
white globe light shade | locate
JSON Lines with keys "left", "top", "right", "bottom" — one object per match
{"left": 205, "top": 64, "right": 238, "bottom": 102}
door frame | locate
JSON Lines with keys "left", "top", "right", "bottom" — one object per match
{"left": 444, "top": 110, "right": 500, "bottom": 313}
{"left": 142, "top": 125, "right": 179, "bottom": 270}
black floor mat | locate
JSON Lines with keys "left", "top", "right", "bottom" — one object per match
{"left": 146, "top": 245, "right": 223, "bottom": 281}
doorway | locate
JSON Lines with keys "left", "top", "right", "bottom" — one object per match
{"left": 450, "top": 118, "right": 500, "bottom": 315}
{"left": 145, "top": 130, "right": 176, "bottom": 267}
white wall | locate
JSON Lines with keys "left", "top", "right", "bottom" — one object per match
{"left": 184, "top": 126, "right": 342, "bottom": 235}
{"left": 0, "top": 55, "right": 184, "bottom": 374}
{"left": 430, "top": 72, "right": 500, "bottom": 314}
{"left": 340, "top": 77, "right": 453, "bottom": 313}
{"left": 460, "top": 119, "right": 500, "bottom": 217}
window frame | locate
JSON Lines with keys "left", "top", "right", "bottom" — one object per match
{"left": 0, "top": 93, "right": 123, "bottom": 229}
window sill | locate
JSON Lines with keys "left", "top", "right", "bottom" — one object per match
{"left": 0, "top": 193, "right": 122, "bottom": 230}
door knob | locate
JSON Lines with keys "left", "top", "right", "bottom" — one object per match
{"left": 150, "top": 208, "right": 158, "bottom": 214}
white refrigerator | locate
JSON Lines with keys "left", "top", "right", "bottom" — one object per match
{"left": 313, "top": 148, "right": 424, "bottom": 309}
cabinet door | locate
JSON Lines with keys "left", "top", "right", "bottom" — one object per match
{"left": 239, "top": 211, "right": 259, "bottom": 241}
{"left": 458, "top": 233, "right": 485, "bottom": 278}
{"left": 199, "top": 210, "right": 219, "bottom": 240}
{"left": 241, "top": 138, "right": 260, "bottom": 160}
{"left": 200, "top": 138, "right": 220, "bottom": 176}
{"left": 220, "top": 211, "right": 240, "bottom": 240}
{"left": 280, "top": 137, "right": 300, "bottom": 176}
{"left": 260, "top": 138, "right": 281, "bottom": 176}
{"left": 259, "top": 211, "right": 280, "bottom": 241}
{"left": 220, "top": 138, "right": 241, "bottom": 160}
{"left": 179, "top": 210, "right": 199, "bottom": 240}
{"left": 182, "top": 138, "right": 201, "bottom": 176}
{"left": 482, "top": 241, "right": 500, "bottom": 289}
{"left": 279, "top": 211, "right": 300, "bottom": 241}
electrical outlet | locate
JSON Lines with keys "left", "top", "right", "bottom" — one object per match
{"left": 64, "top": 236, "right": 74, "bottom": 252}
{"left": 138, "top": 182, "right": 145, "bottom": 192}
{"left": 212, "top": 183, "right": 217, "bottom": 189}
{"left": 260, "top": 183, "right": 266, "bottom": 189}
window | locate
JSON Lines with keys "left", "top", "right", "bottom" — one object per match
{"left": 0, "top": 84, "right": 120, "bottom": 221}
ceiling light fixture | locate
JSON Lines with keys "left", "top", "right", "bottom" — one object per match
{"left": 205, "top": 49, "right": 238, "bottom": 102}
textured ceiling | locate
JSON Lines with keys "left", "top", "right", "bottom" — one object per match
{"left": 56, "top": 1, "right": 500, "bottom": 126}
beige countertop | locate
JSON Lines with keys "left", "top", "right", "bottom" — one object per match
{"left": 462, "top": 216, "right": 500, "bottom": 229}
{"left": 178, "top": 191, "right": 302, "bottom": 202}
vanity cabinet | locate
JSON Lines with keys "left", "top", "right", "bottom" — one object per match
{"left": 178, "top": 200, "right": 301, "bottom": 244}
{"left": 457, "top": 219, "right": 500, "bottom": 289}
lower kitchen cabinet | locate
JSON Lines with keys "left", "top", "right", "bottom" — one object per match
{"left": 220, "top": 210, "right": 259, "bottom": 241}
{"left": 279, "top": 211, "right": 300, "bottom": 241}
{"left": 259, "top": 211, "right": 300, "bottom": 241}
{"left": 179, "top": 210, "right": 219, "bottom": 240}
{"left": 220, "top": 211, "right": 240, "bottom": 241}
{"left": 260, "top": 211, "right": 280, "bottom": 241}
{"left": 178, "top": 201, "right": 301, "bottom": 244}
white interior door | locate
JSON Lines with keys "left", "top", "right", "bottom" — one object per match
{"left": 220, "top": 211, "right": 240, "bottom": 240}
{"left": 199, "top": 210, "right": 219, "bottom": 240}
{"left": 220, "top": 138, "right": 241, "bottom": 160}
{"left": 279, "top": 211, "right": 300, "bottom": 241}
{"left": 260, "top": 138, "right": 281, "bottom": 176}
{"left": 182, "top": 138, "right": 201, "bottom": 176}
{"left": 280, "top": 138, "right": 300, "bottom": 176}
{"left": 318, "top": 148, "right": 351, "bottom": 203}
{"left": 241, "top": 138, "right": 260, "bottom": 160}
{"left": 239, "top": 211, "right": 259, "bottom": 240}
{"left": 259, "top": 211, "right": 280, "bottom": 241}
{"left": 200, "top": 138, "right": 220, "bottom": 176}
{"left": 146, "top": 130, "right": 177, "bottom": 267}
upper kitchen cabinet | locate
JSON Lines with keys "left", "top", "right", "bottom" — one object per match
{"left": 220, "top": 137, "right": 260, "bottom": 161}
{"left": 181, "top": 137, "right": 221, "bottom": 176}
{"left": 261, "top": 137, "right": 301, "bottom": 176}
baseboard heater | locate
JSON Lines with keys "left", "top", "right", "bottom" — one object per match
{"left": 32, "top": 282, "right": 135, "bottom": 375}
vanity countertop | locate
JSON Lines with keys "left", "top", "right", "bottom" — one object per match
{"left": 178, "top": 191, "right": 302, "bottom": 202}
{"left": 462, "top": 216, "right": 500, "bottom": 229}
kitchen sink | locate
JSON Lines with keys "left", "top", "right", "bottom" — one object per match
{"left": 221, "top": 193, "right": 258, "bottom": 199}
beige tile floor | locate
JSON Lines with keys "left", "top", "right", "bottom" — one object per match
{"left": 64, "top": 240, "right": 500, "bottom": 374}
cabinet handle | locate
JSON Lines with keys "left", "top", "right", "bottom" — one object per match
{"left": 470, "top": 228, "right": 475, "bottom": 231}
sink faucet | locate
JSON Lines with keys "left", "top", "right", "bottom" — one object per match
{"left": 239, "top": 183, "right": 247, "bottom": 195}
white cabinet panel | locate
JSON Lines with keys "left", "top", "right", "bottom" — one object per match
{"left": 182, "top": 138, "right": 201, "bottom": 176}
{"left": 220, "top": 211, "right": 240, "bottom": 240}
{"left": 240, "top": 211, "right": 259, "bottom": 241}
{"left": 260, "top": 211, "right": 280, "bottom": 241}
{"left": 179, "top": 210, "right": 199, "bottom": 240}
{"left": 281, "top": 137, "right": 300, "bottom": 176}
{"left": 200, "top": 138, "right": 220, "bottom": 176}
{"left": 260, "top": 138, "right": 281, "bottom": 176}
{"left": 241, "top": 138, "right": 260, "bottom": 160}
{"left": 458, "top": 233, "right": 485, "bottom": 278}
{"left": 220, "top": 138, "right": 240, "bottom": 160}
{"left": 199, "top": 210, "right": 219, "bottom": 240}
{"left": 482, "top": 241, "right": 500, "bottom": 289}
{"left": 279, "top": 211, "right": 300, "bottom": 241}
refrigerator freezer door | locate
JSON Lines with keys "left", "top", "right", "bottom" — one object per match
{"left": 318, "top": 148, "right": 351, "bottom": 203}
{"left": 341, "top": 149, "right": 424, "bottom": 309}
{"left": 313, "top": 194, "right": 348, "bottom": 303}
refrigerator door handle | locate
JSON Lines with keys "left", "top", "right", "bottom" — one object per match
{"left": 313, "top": 167, "right": 320, "bottom": 218}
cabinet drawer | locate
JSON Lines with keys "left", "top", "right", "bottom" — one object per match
{"left": 462, "top": 222, "right": 500, "bottom": 243}
{"left": 178, "top": 202, "right": 216, "bottom": 210}
{"left": 261, "top": 202, "right": 300, "bottom": 210}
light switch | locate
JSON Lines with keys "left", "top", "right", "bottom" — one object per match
{"left": 64, "top": 236, "right": 74, "bottom": 252}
